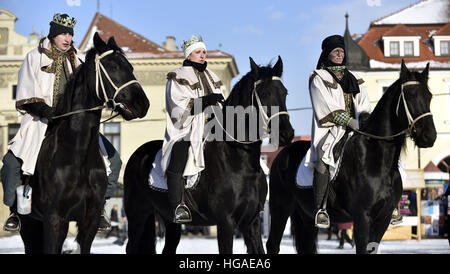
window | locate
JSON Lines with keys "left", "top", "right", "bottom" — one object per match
{"left": 390, "top": 41, "right": 399, "bottom": 56}
{"left": 104, "top": 122, "right": 120, "bottom": 152}
{"left": 8, "top": 124, "right": 20, "bottom": 142}
{"left": 440, "top": 41, "right": 449, "bottom": 56}
{"left": 12, "top": 85, "right": 17, "bottom": 100}
{"left": 404, "top": 41, "right": 414, "bottom": 56}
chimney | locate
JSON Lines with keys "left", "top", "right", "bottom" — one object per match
{"left": 29, "top": 26, "right": 39, "bottom": 44}
{"left": 163, "top": 36, "right": 178, "bottom": 51}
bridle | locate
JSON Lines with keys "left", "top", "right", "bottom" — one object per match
{"left": 53, "top": 50, "right": 140, "bottom": 120}
{"left": 355, "top": 80, "right": 432, "bottom": 140}
{"left": 213, "top": 76, "right": 290, "bottom": 144}
{"left": 253, "top": 76, "right": 290, "bottom": 134}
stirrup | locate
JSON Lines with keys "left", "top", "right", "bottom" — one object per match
{"left": 315, "top": 209, "right": 330, "bottom": 229}
{"left": 173, "top": 204, "right": 192, "bottom": 223}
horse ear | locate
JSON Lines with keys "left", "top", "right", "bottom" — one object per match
{"left": 249, "top": 57, "right": 259, "bottom": 78}
{"left": 107, "top": 36, "right": 119, "bottom": 49}
{"left": 272, "top": 56, "right": 283, "bottom": 77}
{"left": 400, "top": 59, "right": 409, "bottom": 80}
{"left": 93, "top": 32, "right": 107, "bottom": 54}
{"left": 421, "top": 62, "right": 430, "bottom": 79}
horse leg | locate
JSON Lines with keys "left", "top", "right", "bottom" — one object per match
{"left": 42, "top": 213, "right": 69, "bottom": 254}
{"left": 162, "top": 220, "right": 181, "bottom": 254}
{"left": 76, "top": 214, "right": 102, "bottom": 254}
{"left": 217, "top": 220, "right": 234, "bottom": 254}
{"left": 126, "top": 206, "right": 157, "bottom": 254}
{"left": 352, "top": 212, "right": 372, "bottom": 254}
{"left": 366, "top": 209, "right": 394, "bottom": 254}
{"left": 19, "top": 216, "right": 44, "bottom": 254}
{"left": 241, "top": 213, "right": 265, "bottom": 254}
{"left": 266, "top": 184, "right": 294, "bottom": 254}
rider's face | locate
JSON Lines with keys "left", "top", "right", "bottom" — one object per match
{"left": 328, "top": 47, "right": 345, "bottom": 65}
{"left": 53, "top": 33, "right": 73, "bottom": 51}
{"left": 188, "top": 48, "right": 207, "bottom": 64}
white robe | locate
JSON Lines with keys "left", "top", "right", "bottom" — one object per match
{"left": 8, "top": 38, "right": 84, "bottom": 175}
{"left": 304, "top": 69, "right": 371, "bottom": 177}
{"left": 161, "top": 66, "right": 225, "bottom": 177}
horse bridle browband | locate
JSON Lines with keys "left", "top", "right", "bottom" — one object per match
{"left": 53, "top": 50, "right": 140, "bottom": 120}
{"left": 213, "top": 76, "right": 290, "bottom": 144}
{"left": 355, "top": 80, "right": 432, "bottom": 140}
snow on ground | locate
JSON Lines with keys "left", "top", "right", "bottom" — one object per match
{"left": 0, "top": 234, "right": 449, "bottom": 254}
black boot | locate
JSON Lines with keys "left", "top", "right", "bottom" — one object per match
{"left": 3, "top": 212, "right": 20, "bottom": 232}
{"left": 166, "top": 170, "right": 192, "bottom": 223}
{"left": 98, "top": 202, "right": 111, "bottom": 232}
{"left": 313, "top": 169, "right": 330, "bottom": 229}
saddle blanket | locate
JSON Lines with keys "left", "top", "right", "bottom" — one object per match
{"left": 296, "top": 153, "right": 407, "bottom": 188}
{"left": 296, "top": 155, "right": 314, "bottom": 188}
{"left": 148, "top": 149, "right": 200, "bottom": 192}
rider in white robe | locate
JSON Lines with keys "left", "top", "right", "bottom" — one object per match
{"left": 162, "top": 35, "right": 225, "bottom": 223}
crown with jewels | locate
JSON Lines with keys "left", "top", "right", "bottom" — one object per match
{"left": 181, "top": 35, "right": 203, "bottom": 51}
{"left": 52, "top": 13, "right": 77, "bottom": 28}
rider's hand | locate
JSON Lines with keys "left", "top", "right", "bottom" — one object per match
{"left": 204, "top": 93, "right": 225, "bottom": 107}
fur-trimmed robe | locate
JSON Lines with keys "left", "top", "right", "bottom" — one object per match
{"left": 161, "top": 66, "right": 224, "bottom": 177}
{"left": 8, "top": 38, "right": 83, "bottom": 175}
{"left": 304, "top": 69, "right": 371, "bottom": 177}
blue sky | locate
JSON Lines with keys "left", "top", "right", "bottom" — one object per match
{"left": 2, "top": 0, "right": 417, "bottom": 135}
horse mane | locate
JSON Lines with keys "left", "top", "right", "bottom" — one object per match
{"left": 55, "top": 43, "right": 125, "bottom": 116}
{"left": 225, "top": 64, "right": 275, "bottom": 107}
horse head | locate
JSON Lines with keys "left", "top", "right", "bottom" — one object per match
{"left": 91, "top": 32, "right": 149, "bottom": 120}
{"left": 247, "top": 56, "right": 294, "bottom": 146}
{"left": 397, "top": 60, "right": 436, "bottom": 148}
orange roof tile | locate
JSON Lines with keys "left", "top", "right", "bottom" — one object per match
{"left": 382, "top": 24, "right": 419, "bottom": 37}
{"left": 434, "top": 22, "right": 450, "bottom": 36}
{"left": 80, "top": 13, "right": 233, "bottom": 59}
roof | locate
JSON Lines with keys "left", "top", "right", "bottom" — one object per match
{"left": 358, "top": 24, "right": 450, "bottom": 69}
{"left": 382, "top": 24, "right": 419, "bottom": 37}
{"left": 79, "top": 13, "right": 233, "bottom": 60}
{"left": 371, "top": 0, "right": 449, "bottom": 26}
{"left": 434, "top": 22, "right": 450, "bottom": 36}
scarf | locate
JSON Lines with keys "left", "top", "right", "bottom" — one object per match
{"left": 183, "top": 59, "right": 207, "bottom": 72}
{"left": 39, "top": 40, "right": 75, "bottom": 106}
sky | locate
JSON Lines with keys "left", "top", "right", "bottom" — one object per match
{"left": 2, "top": 0, "right": 419, "bottom": 135}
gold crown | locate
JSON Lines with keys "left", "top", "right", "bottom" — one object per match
{"left": 181, "top": 35, "right": 203, "bottom": 50}
{"left": 52, "top": 13, "right": 76, "bottom": 28}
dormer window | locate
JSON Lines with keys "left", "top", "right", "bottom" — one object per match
{"left": 381, "top": 24, "right": 420, "bottom": 58}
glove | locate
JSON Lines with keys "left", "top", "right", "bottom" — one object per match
{"left": 203, "top": 93, "right": 224, "bottom": 107}
{"left": 347, "top": 118, "right": 359, "bottom": 131}
{"left": 191, "top": 93, "right": 225, "bottom": 115}
{"left": 23, "top": 102, "right": 55, "bottom": 123}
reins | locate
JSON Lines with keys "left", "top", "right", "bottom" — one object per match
{"left": 354, "top": 80, "right": 432, "bottom": 140}
{"left": 212, "top": 76, "right": 290, "bottom": 144}
{"left": 52, "top": 50, "right": 140, "bottom": 122}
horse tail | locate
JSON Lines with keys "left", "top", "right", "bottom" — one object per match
{"left": 290, "top": 207, "right": 318, "bottom": 254}
{"left": 124, "top": 140, "right": 163, "bottom": 254}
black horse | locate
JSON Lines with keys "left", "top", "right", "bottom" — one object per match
{"left": 18, "top": 33, "right": 149, "bottom": 254}
{"left": 266, "top": 61, "right": 436, "bottom": 254}
{"left": 124, "top": 57, "right": 294, "bottom": 254}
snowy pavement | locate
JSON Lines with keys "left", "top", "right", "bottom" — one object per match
{"left": 0, "top": 234, "right": 449, "bottom": 254}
